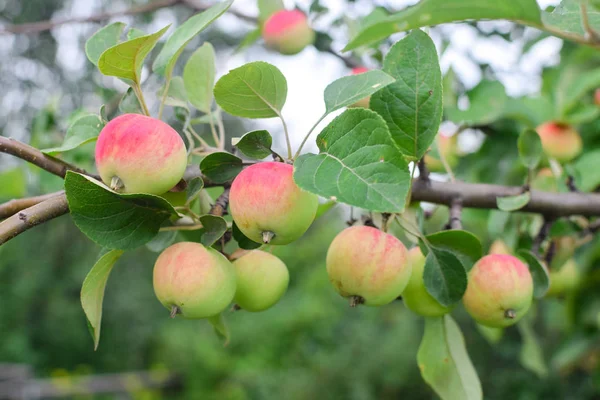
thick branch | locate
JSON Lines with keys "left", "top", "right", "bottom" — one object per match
{"left": 0, "top": 194, "right": 69, "bottom": 245}
{"left": 0, "top": 0, "right": 183, "bottom": 35}
{"left": 0, "top": 191, "right": 64, "bottom": 219}
{"left": 0, "top": 137, "right": 91, "bottom": 178}
{"left": 411, "top": 179, "right": 600, "bottom": 217}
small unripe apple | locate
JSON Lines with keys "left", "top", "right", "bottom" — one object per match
{"left": 402, "top": 247, "right": 452, "bottom": 317}
{"left": 229, "top": 162, "right": 318, "bottom": 245}
{"left": 546, "top": 258, "right": 580, "bottom": 297}
{"left": 95, "top": 114, "right": 187, "bottom": 194}
{"left": 489, "top": 239, "right": 511, "bottom": 255}
{"left": 463, "top": 254, "right": 533, "bottom": 328}
{"left": 153, "top": 242, "right": 236, "bottom": 319}
{"left": 535, "top": 122, "right": 582, "bottom": 163}
{"left": 326, "top": 225, "right": 411, "bottom": 306}
{"left": 424, "top": 134, "right": 458, "bottom": 173}
{"left": 531, "top": 168, "right": 557, "bottom": 192}
{"left": 348, "top": 67, "right": 371, "bottom": 108}
{"left": 232, "top": 250, "right": 289, "bottom": 312}
{"left": 262, "top": 10, "right": 315, "bottom": 55}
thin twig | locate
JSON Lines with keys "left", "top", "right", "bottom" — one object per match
{"left": 0, "top": 136, "right": 94, "bottom": 178}
{"left": 418, "top": 157, "right": 430, "bottom": 183}
{"left": 0, "top": 0, "right": 183, "bottom": 35}
{"left": 209, "top": 188, "right": 230, "bottom": 217}
{"left": 0, "top": 194, "right": 69, "bottom": 245}
{"left": 532, "top": 218, "right": 554, "bottom": 257}
{"left": 0, "top": 191, "right": 64, "bottom": 219}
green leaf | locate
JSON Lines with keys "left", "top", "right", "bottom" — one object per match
{"left": 80, "top": 249, "right": 125, "bottom": 350}
{"left": 0, "top": 168, "right": 26, "bottom": 199}
{"left": 232, "top": 221, "right": 262, "bottom": 249}
{"left": 446, "top": 80, "right": 508, "bottom": 126}
{"left": 152, "top": 0, "right": 232, "bottom": 76}
{"left": 119, "top": 87, "right": 144, "bottom": 114}
{"left": 214, "top": 61, "right": 287, "bottom": 119}
{"left": 517, "top": 249, "right": 550, "bottom": 299}
{"left": 198, "top": 215, "right": 228, "bottom": 247}
{"left": 85, "top": 22, "right": 126, "bottom": 66}
{"left": 476, "top": 324, "right": 503, "bottom": 345}
{"left": 563, "top": 104, "right": 600, "bottom": 125}
{"left": 370, "top": 30, "right": 442, "bottom": 160}
{"left": 232, "top": 130, "right": 276, "bottom": 160}
{"left": 417, "top": 315, "right": 483, "bottom": 400}
{"left": 98, "top": 25, "right": 170, "bottom": 84}
{"left": 183, "top": 42, "right": 216, "bottom": 114}
{"left": 574, "top": 149, "right": 600, "bottom": 191}
{"left": 518, "top": 315, "right": 548, "bottom": 378}
{"left": 65, "top": 172, "right": 177, "bottom": 250}
{"left": 258, "top": 0, "right": 285, "bottom": 21}
{"left": 146, "top": 231, "right": 178, "bottom": 252}
{"left": 424, "top": 230, "right": 482, "bottom": 272}
{"left": 200, "top": 152, "right": 243, "bottom": 183}
{"left": 158, "top": 76, "right": 189, "bottom": 109}
{"left": 127, "top": 28, "right": 146, "bottom": 40}
{"left": 99, "top": 104, "right": 108, "bottom": 123}
{"left": 42, "top": 114, "right": 104, "bottom": 154}
{"left": 423, "top": 247, "right": 467, "bottom": 307}
{"left": 314, "top": 199, "right": 337, "bottom": 220}
{"left": 235, "top": 28, "right": 262, "bottom": 53}
{"left": 518, "top": 129, "right": 543, "bottom": 170}
{"left": 496, "top": 192, "right": 530, "bottom": 212}
{"left": 542, "top": 1, "right": 600, "bottom": 37}
{"left": 323, "top": 70, "right": 395, "bottom": 114}
{"left": 186, "top": 177, "right": 204, "bottom": 203}
{"left": 293, "top": 108, "right": 411, "bottom": 213}
{"left": 344, "top": 0, "right": 541, "bottom": 50}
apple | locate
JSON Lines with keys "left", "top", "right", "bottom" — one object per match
{"left": 262, "top": 10, "right": 315, "bottom": 55}
{"left": 535, "top": 122, "right": 582, "bottom": 163}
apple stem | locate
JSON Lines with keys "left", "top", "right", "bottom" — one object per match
{"left": 110, "top": 176, "right": 124, "bottom": 192}
{"left": 262, "top": 231, "right": 275, "bottom": 243}
{"left": 349, "top": 295, "right": 365, "bottom": 307}
{"left": 170, "top": 305, "right": 180, "bottom": 318}
{"left": 230, "top": 304, "right": 241, "bottom": 312}
{"left": 504, "top": 309, "right": 516, "bottom": 319}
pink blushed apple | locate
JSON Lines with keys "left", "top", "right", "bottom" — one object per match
{"left": 326, "top": 225, "right": 411, "bottom": 306}
{"left": 229, "top": 162, "right": 318, "bottom": 245}
{"left": 95, "top": 113, "right": 187, "bottom": 194}
{"left": 463, "top": 254, "right": 533, "bottom": 328}
{"left": 153, "top": 242, "right": 236, "bottom": 319}
{"left": 262, "top": 10, "right": 315, "bottom": 55}
{"left": 535, "top": 122, "right": 582, "bottom": 163}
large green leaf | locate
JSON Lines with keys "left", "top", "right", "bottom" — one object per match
{"left": 344, "top": 0, "right": 541, "bottom": 50}
{"left": 370, "top": 30, "right": 442, "bottom": 160}
{"left": 214, "top": 61, "right": 287, "bottom": 118}
{"left": 293, "top": 108, "right": 410, "bottom": 213}
{"left": 417, "top": 315, "right": 482, "bottom": 400}
{"left": 422, "top": 247, "right": 467, "bottom": 306}
{"left": 424, "top": 230, "right": 482, "bottom": 272}
{"left": 65, "top": 172, "right": 177, "bottom": 250}
{"left": 152, "top": 0, "right": 232, "bottom": 76}
{"left": 518, "top": 314, "right": 548, "bottom": 378}
{"left": 80, "top": 249, "right": 124, "bottom": 350}
{"left": 323, "top": 70, "right": 395, "bottom": 114}
{"left": 98, "top": 25, "right": 170, "bottom": 84}
{"left": 85, "top": 22, "right": 126, "bottom": 66}
{"left": 198, "top": 215, "right": 227, "bottom": 247}
{"left": 183, "top": 42, "right": 216, "bottom": 114}
{"left": 43, "top": 114, "right": 104, "bottom": 155}
{"left": 542, "top": 0, "right": 600, "bottom": 36}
